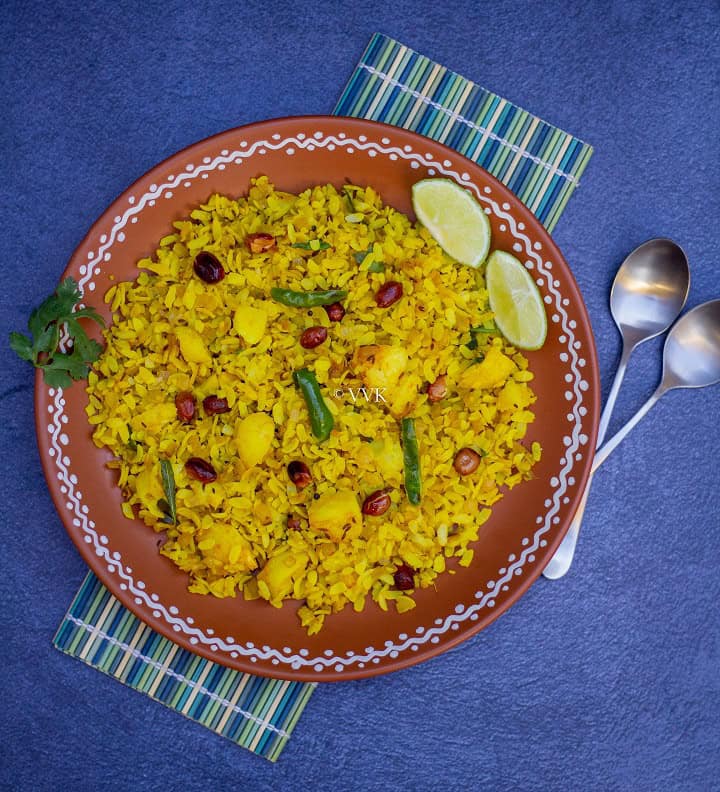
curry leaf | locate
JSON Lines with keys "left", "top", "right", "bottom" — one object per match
{"left": 159, "top": 459, "right": 177, "bottom": 525}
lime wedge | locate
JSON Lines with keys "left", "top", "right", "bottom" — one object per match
{"left": 412, "top": 178, "right": 491, "bottom": 268}
{"left": 485, "top": 250, "right": 547, "bottom": 350}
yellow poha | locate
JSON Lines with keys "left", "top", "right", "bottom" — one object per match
{"left": 86, "top": 177, "right": 541, "bottom": 635}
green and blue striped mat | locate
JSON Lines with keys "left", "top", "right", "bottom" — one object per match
{"left": 54, "top": 32, "right": 592, "bottom": 761}
{"left": 54, "top": 573, "right": 315, "bottom": 760}
{"left": 335, "top": 33, "right": 593, "bottom": 232}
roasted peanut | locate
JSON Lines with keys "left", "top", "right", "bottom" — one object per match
{"left": 375, "top": 280, "right": 403, "bottom": 308}
{"left": 393, "top": 563, "right": 415, "bottom": 591}
{"left": 453, "top": 447, "right": 481, "bottom": 476}
{"left": 174, "top": 391, "right": 196, "bottom": 422}
{"left": 361, "top": 488, "right": 392, "bottom": 516}
{"left": 300, "top": 326, "right": 328, "bottom": 349}
{"left": 203, "top": 395, "right": 230, "bottom": 415}
{"left": 246, "top": 233, "right": 276, "bottom": 254}
{"left": 426, "top": 375, "right": 447, "bottom": 403}
{"left": 193, "top": 252, "right": 225, "bottom": 284}
{"left": 185, "top": 457, "right": 217, "bottom": 484}
{"left": 287, "top": 460, "right": 313, "bottom": 489}
{"left": 323, "top": 302, "right": 346, "bottom": 322}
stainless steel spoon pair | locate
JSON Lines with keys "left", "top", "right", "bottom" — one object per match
{"left": 543, "top": 239, "right": 720, "bottom": 580}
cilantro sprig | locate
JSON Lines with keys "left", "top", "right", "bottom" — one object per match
{"left": 9, "top": 277, "right": 105, "bottom": 388}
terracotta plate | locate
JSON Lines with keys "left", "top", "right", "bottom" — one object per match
{"left": 36, "top": 116, "right": 599, "bottom": 681}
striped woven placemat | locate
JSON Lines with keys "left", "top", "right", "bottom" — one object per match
{"left": 54, "top": 32, "right": 592, "bottom": 762}
{"left": 335, "top": 33, "right": 593, "bottom": 232}
{"left": 54, "top": 574, "right": 314, "bottom": 761}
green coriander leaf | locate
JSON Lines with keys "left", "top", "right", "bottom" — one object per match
{"left": 367, "top": 261, "right": 385, "bottom": 273}
{"left": 469, "top": 322, "right": 498, "bottom": 334}
{"left": 9, "top": 332, "right": 33, "bottom": 362}
{"left": 46, "top": 350, "right": 90, "bottom": 380}
{"left": 71, "top": 306, "right": 105, "bottom": 326}
{"left": 292, "top": 240, "right": 331, "bottom": 251}
{"left": 33, "top": 324, "right": 57, "bottom": 358}
{"left": 65, "top": 319, "right": 103, "bottom": 362}
{"left": 354, "top": 247, "right": 373, "bottom": 265}
{"left": 82, "top": 338, "right": 103, "bottom": 362}
{"left": 465, "top": 322, "right": 497, "bottom": 348}
{"left": 28, "top": 293, "right": 63, "bottom": 338}
{"left": 53, "top": 278, "right": 83, "bottom": 315}
{"left": 12, "top": 276, "right": 104, "bottom": 386}
{"left": 42, "top": 368, "right": 73, "bottom": 389}
{"left": 159, "top": 459, "right": 177, "bottom": 525}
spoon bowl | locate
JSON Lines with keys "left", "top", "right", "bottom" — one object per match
{"left": 662, "top": 299, "right": 720, "bottom": 389}
{"left": 611, "top": 238, "right": 691, "bottom": 343}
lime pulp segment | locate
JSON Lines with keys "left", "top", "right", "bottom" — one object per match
{"left": 485, "top": 250, "right": 548, "bottom": 351}
{"left": 411, "top": 178, "right": 491, "bottom": 268}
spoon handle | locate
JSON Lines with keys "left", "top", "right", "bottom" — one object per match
{"left": 591, "top": 386, "right": 664, "bottom": 472}
{"left": 597, "top": 341, "right": 634, "bottom": 442}
{"left": 542, "top": 343, "right": 633, "bottom": 580}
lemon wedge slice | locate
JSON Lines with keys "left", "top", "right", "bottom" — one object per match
{"left": 412, "top": 178, "right": 491, "bottom": 268}
{"left": 485, "top": 250, "right": 547, "bottom": 350}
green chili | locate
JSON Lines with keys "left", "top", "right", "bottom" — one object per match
{"left": 293, "top": 368, "right": 334, "bottom": 441}
{"left": 401, "top": 417, "right": 422, "bottom": 505}
{"left": 271, "top": 287, "right": 348, "bottom": 308}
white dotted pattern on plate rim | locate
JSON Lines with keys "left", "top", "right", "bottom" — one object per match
{"left": 49, "top": 131, "right": 588, "bottom": 672}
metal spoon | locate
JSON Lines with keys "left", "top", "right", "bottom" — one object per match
{"left": 543, "top": 239, "right": 690, "bottom": 580}
{"left": 592, "top": 299, "right": 720, "bottom": 471}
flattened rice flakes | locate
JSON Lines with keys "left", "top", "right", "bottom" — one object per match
{"left": 86, "top": 177, "right": 541, "bottom": 634}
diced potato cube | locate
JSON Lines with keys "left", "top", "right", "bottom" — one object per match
{"left": 387, "top": 373, "right": 422, "bottom": 418}
{"left": 370, "top": 437, "right": 404, "bottom": 479}
{"left": 459, "top": 346, "right": 516, "bottom": 390}
{"left": 175, "top": 326, "right": 211, "bottom": 366}
{"left": 308, "top": 490, "right": 362, "bottom": 542}
{"left": 257, "top": 550, "right": 309, "bottom": 601}
{"left": 497, "top": 379, "right": 532, "bottom": 412}
{"left": 353, "top": 344, "right": 407, "bottom": 390}
{"left": 196, "top": 523, "right": 257, "bottom": 574}
{"left": 235, "top": 412, "right": 275, "bottom": 467}
{"left": 233, "top": 304, "right": 267, "bottom": 346}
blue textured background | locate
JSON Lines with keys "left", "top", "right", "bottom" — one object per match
{"left": 2, "top": 1, "right": 719, "bottom": 790}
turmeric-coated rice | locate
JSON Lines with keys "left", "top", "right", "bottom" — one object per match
{"left": 86, "top": 177, "right": 541, "bottom": 634}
